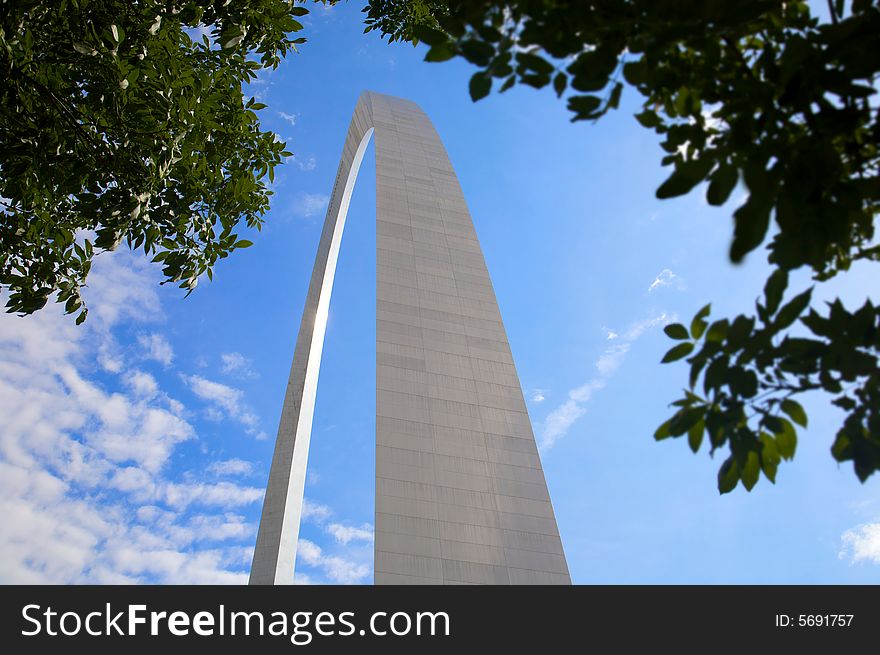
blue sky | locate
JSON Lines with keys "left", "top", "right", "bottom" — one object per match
{"left": 1, "top": 3, "right": 878, "bottom": 584}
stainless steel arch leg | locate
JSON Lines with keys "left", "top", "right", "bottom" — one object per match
{"left": 250, "top": 92, "right": 570, "bottom": 585}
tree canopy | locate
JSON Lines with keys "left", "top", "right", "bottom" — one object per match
{"left": 365, "top": 0, "right": 880, "bottom": 490}
{"left": 0, "top": 0, "right": 304, "bottom": 323}
{"left": 2, "top": 0, "right": 878, "bottom": 492}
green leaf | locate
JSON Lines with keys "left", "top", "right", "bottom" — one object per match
{"left": 706, "top": 163, "right": 738, "bottom": 206}
{"left": 661, "top": 342, "right": 694, "bottom": 363}
{"left": 688, "top": 418, "right": 704, "bottom": 453}
{"left": 760, "top": 433, "right": 780, "bottom": 483}
{"left": 413, "top": 27, "right": 448, "bottom": 46}
{"left": 775, "top": 288, "right": 813, "bottom": 330}
{"left": 566, "top": 45, "right": 619, "bottom": 86}
{"left": 654, "top": 418, "right": 672, "bottom": 441}
{"left": 730, "top": 193, "right": 772, "bottom": 262}
{"left": 567, "top": 95, "right": 601, "bottom": 120}
{"left": 741, "top": 450, "right": 760, "bottom": 491}
{"left": 763, "top": 269, "right": 788, "bottom": 316}
{"left": 669, "top": 407, "right": 704, "bottom": 436}
{"left": 689, "top": 357, "right": 706, "bottom": 389}
{"left": 656, "top": 159, "right": 712, "bottom": 199}
{"left": 622, "top": 60, "right": 646, "bottom": 85}
{"left": 221, "top": 25, "right": 246, "bottom": 50}
{"left": 634, "top": 109, "right": 661, "bottom": 128}
{"left": 830, "top": 430, "right": 851, "bottom": 462}
{"left": 516, "top": 52, "right": 554, "bottom": 75}
{"left": 520, "top": 73, "right": 551, "bottom": 89}
{"left": 718, "top": 456, "right": 739, "bottom": 494}
{"left": 705, "top": 319, "right": 729, "bottom": 343}
{"left": 460, "top": 40, "right": 495, "bottom": 66}
{"left": 664, "top": 323, "right": 690, "bottom": 340}
{"left": 607, "top": 82, "right": 623, "bottom": 110}
{"left": 725, "top": 315, "right": 755, "bottom": 350}
{"left": 469, "top": 73, "right": 492, "bottom": 101}
{"left": 553, "top": 72, "right": 567, "bottom": 98}
{"left": 780, "top": 399, "right": 808, "bottom": 428}
{"left": 425, "top": 42, "right": 456, "bottom": 62}
{"left": 691, "top": 303, "right": 711, "bottom": 339}
{"left": 775, "top": 418, "right": 798, "bottom": 460}
{"left": 234, "top": 240, "right": 254, "bottom": 249}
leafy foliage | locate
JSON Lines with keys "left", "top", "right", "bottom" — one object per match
{"left": 1, "top": 0, "right": 305, "bottom": 321}
{"left": 656, "top": 282, "right": 879, "bottom": 492}
{"left": 363, "top": 0, "right": 446, "bottom": 44}
{"left": 366, "top": 0, "right": 880, "bottom": 489}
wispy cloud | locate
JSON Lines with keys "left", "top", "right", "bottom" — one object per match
{"left": 839, "top": 523, "right": 880, "bottom": 565}
{"left": 207, "top": 458, "right": 255, "bottom": 477}
{"left": 297, "top": 539, "right": 370, "bottom": 584}
{"left": 539, "top": 312, "right": 671, "bottom": 450}
{"left": 220, "top": 352, "right": 257, "bottom": 379}
{"left": 278, "top": 111, "right": 298, "bottom": 126}
{"left": 529, "top": 389, "right": 547, "bottom": 403}
{"left": 302, "top": 498, "right": 332, "bottom": 523}
{"left": 0, "top": 252, "right": 259, "bottom": 583}
{"left": 183, "top": 374, "right": 261, "bottom": 436}
{"left": 326, "top": 523, "right": 374, "bottom": 545}
{"left": 292, "top": 155, "right": 317, "bottom": 172}
{"left": 295, "top": 499, "right": 373, "bottom": 583}
{"left": 123, "top": 370, "right": 159, "bottom": 399}
{"left": 648, "top": 268, "right": 682, "bottom": 293}
{"left": 293, "top": 192, "right": 329, "bottom": 218}
{"left": 138, "top": 333, "right": 174, "bottom": 366}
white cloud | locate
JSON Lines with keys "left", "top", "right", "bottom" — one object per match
{"left": 278, "top": 111, "right": 298, "bottom": 126}
{"left": 138, "top": 333, "right": 174, "bottom": 366}
{"left": 595, "top": 343, "right": 630, "bottom": 376}
{"left": 124, "top": 370, "right": 159, "bottom": 398}
{"left": 162, "top": 481, "right": 263, "bottom": 510}
{"left": 0, "top": 250, "right": 365, "bottom": 586}
{"left": 0, "top": 251, "right": 259, "bottom": 584}
{"left": 296, "top": 499, "right": 374, "bottom": 582}
{"left": 54, "top": 363, "right": 193, "bottom": 474}
{"left": 207, "top": 458, "right": 255, "bottom": 477}
{"left": 86, "top": 252, "right": 163, "bottom": 328}
{"left": 539, "top": 312, "right": 671, "bottom": 450}
{"left": 302, "top": 498, "right": 332, "bottom": 523}
{"left": 648, "top": 268, "right": 683, "bottom": 293}
{"left": 530, "top": 390, "right": 547, "bottom": 403}
{"left": 184, "top": 374, "right": 261, "bottom": 435}
{"left": 326, "top": 523, "right": 374, "bottom": 545}
{"left": 621, "top": 313, "right": 672, "bottom": 343}
{"left": 292, "top": 155, "right": 317, "bottom": 172}
{"left": 293, "top": 192, "right": 329, "bottom": 218}
{"left": 569, "top": 379, "right": 606, "bottom": 404}
{"left": 220, "top": 352, "right": 257, "bottom": 379}
{"left": 106, "top": 547, "right": 248, "bottom": 585}
{"left": 296, "top": 538, "right": 369, "bottom": 584}
{"left": 840, "top": 523, "right": 880, "bottom": 565}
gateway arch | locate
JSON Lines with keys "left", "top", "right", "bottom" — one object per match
{"left": 250, "top": 91, "right": 570, "bottom": 585}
